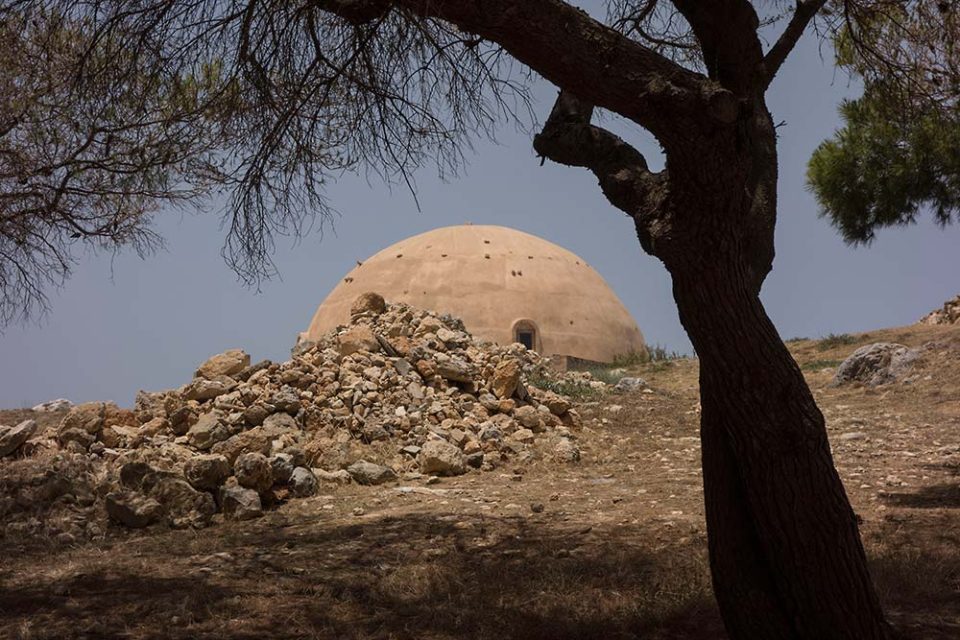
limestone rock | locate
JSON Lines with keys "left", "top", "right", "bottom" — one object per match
{"left": 184, "top": 454, "right": 231, "bottom": 491}
{"left": 338, "top": 326, "right": 380, "bottom": 357}
{"left": 541, "top": 392, "right": 571, "bottom": 416}
{"left": 149, "top": 477, "right": 217, "bottom": 528}
{"left": 31, "top": 398, "right": 72, "bottom": 412}
{"left": 211, "top": 421, "right": 294, "bottom": 464}
{"left": 419, "top": 439, "right": 467, "bottom": 476}
{"left": 187, "top": 412, "right": 234, "bottom": 451}
{"left": 184, "top": 377, "right": 236, "bottom": 402}
{"left": 289, "top": 467, "right": 319, "bottom": 497}
{"left": 514, "top": 405, "right": 541, "bottom": 430}
{"left": 919, "top": 294, "right": 960, "bottom": 325}
{"left": 833, "top": 343, "right": 921, "bottom": 387}
{"left": 195, "top": 349, "right": 251, "bottom": 380}
{"left": 614, "top": 377, "right": 647, "bottom": 393}
{"left": 492, "top": 358, "right": 521, "bottom": 399}
{"left": 315, "top": 468, "right": 353, "bottom": 484}
{"left": 0, "top": 420, "right": 38, "bottom": 457}
{"left": 59, "top": 402, "right": 107, "bottom": 436}
{"left": 347, "top": 460, "right": 397, "bottom": 485}
{"left": 270, "top": 453, "right": 296, "bottom": 484}
{"left": 510, "top": 428, "right": 535, "bottom": 444}
{"left": 350, "top": 292, "right": 387, "bottom": 317}
{"left": 220, "top": 485, "right": 263, "bottom": 521}
{"left": 435, "top": 357, "right": 473, "bottom": 383}
{"left": 105, "top": 492, "right": 162, "bottom": 528}
{"left": 234, "top": 452, "right": 273, "bottom": 493}
{"left": 554, "top": 438, "right": 580, "bottom": 463}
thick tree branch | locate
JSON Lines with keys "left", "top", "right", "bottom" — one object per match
{"left": 532, "top": 91, "right": 668, "bottom": 253}
{"left": 668, "top": 0, "right": 765, "bottom": 94}
{"left": 312, "top": 0, "right": 738, "bottom": 142}
{"left": 760, "top": 0, "right": 828, "bottom": 88}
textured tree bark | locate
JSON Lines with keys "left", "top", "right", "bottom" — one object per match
{"left": 670, "top": 261, "right": 892, "bottom": 639}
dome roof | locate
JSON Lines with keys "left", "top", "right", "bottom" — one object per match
{"left": 303, "top": 224, "right": 645, "bottom": 363}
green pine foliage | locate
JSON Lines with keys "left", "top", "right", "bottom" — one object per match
{"left": 807, "top": 86, "right": 960, "bottom": 244}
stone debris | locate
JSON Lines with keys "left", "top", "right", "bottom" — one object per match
{"left": 833, "top": 343, "right": 921, "bottom": 386}
{"left": 31, "top": 399, "right": 73, "bottom": 412}
{"left": 614, "top": 377, "right": 648, "bottom": 393}
{"left": 0, "top": 420, "right": 38, "bottom": 457}
{"left": 919, "top": 294, "right": 960, "bottom": 325}
{"left": 1, "top": 295, "right": 601, "bottom": 537}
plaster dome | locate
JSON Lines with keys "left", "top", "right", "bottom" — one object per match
{"left": 303, "top": 224, "right": 645, "bottom": 363}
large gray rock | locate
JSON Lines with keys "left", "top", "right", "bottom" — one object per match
{"left": 105, "top": 492, "right": 162, "bottom": 528}
{"left": 419, "top": 439, "right": 467, "bottom": 476}
{"left": 347, "top": 460, "right": 397, "bottom": 485}
{"left": 184, "top": 454, "right": 231, "bottom": 491}
{"left": 0, "top": 420, "right": 38, "bottom": 457}
{"left": 833, "top": 343, "right": 920, "bottom": 387}
{"left": 234, "top": 452, "right": 273, "bottom": 493}
{"left": 220, "top": 485, "right": 263, "bottom": 521}
{"left": 289, "top": 467, "right": 319, "bottom": 497}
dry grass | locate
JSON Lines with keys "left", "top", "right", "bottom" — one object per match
{"left": 2, "top": 322, "right": 959, "bottom": 639}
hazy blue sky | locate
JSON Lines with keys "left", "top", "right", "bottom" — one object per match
{"left": 1, "top": 5, "right": 958, "bottom": 408}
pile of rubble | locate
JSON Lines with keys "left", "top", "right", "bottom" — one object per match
{"left": 1, "top": 293, "right": 607, "bottom": 540}
{"left": 919, "top": 294, "right": 960, "bottom": 325}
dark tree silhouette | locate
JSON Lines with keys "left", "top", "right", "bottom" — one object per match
{"left": 3, "top": 1, "right": 956, "bottom": 637}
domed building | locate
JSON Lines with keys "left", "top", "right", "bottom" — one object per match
{"left": 302, "top": 224, "right": 646, "bottom": 365}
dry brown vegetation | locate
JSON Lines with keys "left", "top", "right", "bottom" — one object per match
{"left": 2, "top": 323, "right": 959, "bottom": 639}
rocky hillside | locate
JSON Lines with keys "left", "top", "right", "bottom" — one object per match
{"left": 920, "top": 294, "right": 960, "bottom": 325}
{"left": 0, "top": 294, "right": 618, "bottom": 542}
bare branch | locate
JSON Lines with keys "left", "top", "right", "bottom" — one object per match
{"left": 316, "top": 0, "right": 729, "bottom": 141}
{"left": 532, "top": 91, "right": 667, "bottom": 234}
{"left": 760, "top": 0, "right": 829, "bottom": 88}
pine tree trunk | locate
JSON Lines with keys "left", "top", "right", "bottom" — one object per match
{"left": 671, "top": 265, "right": 892, "bottom": 639}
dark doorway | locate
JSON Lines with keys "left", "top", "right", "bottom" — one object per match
{"left": 516, "top": 330, "right": 534, "bottom": 350}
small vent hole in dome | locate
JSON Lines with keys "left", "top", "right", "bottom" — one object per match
{"left": 441, "top": 253, "right": 448, "bottom": 258}
{"left": 396, "top": 254, "right": 403, "bottom": 258}
{"left": 511, "top": 270, "right": 516, "bottom": 276}
{"left": 484, "top": 254, "right": 490, "bottom": 259}
{"left": 517, "top": 270, "right": 523, "bottom": 276}
{"left": 484, "top": 239, "right": 490, "bottom": 244}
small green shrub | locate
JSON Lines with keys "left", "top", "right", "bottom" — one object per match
{"left": 801, "top": 359, "right": 843, "bottom": 371}
{"left": 526, "top": 372, "right": 603, "bottom": 402}
{"left": 612, "top": 345, "right": 684, "bottom": 366}
{"left": 816, "top": 333, "right": 857, "bottom": 351}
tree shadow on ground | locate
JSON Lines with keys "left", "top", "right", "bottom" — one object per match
{"left": 881, "top": 483, "right": 960, "bottom": 509}
{"left": 2, "top": 512, "right": 723, "bottom": 640}
{"left": 3, "top": 510, "right": 959, "bottom": 639}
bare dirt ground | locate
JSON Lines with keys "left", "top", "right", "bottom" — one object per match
{"left": 2, "top": 324, "right": 959, "bottom": 639}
